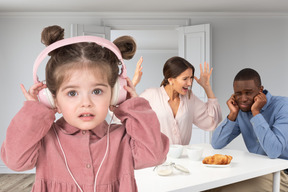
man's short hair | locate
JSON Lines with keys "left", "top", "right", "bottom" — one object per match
{"left": 233, "top": 68, "right": 262, "bottom": 87}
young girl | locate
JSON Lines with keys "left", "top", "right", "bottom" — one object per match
{"left": 1, "top": 25, "right": 169, "bottom": 192}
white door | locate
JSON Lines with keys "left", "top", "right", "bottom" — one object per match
{"left": 70, "top": 24, "right": 111, "bottom": 39}
{"left": 177, "top": 24, "right": 212, "bottom": 144}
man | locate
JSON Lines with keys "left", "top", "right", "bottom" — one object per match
{"left": 210, "top": 68, "right": 288, "bottom": 192}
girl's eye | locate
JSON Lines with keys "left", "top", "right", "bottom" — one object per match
{"left": 68, "top": 91, "right": 77, "bottom": 97}
{"left": 93, "top": 89, "right": 102, "bottom": 95}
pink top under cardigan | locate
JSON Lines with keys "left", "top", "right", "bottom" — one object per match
{"left": 1, "top": 97, "right": 169, "bottom": 192}
{"left": 140, "top": 86, "right": 222, "bottom": 145}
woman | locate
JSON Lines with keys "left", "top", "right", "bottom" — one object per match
{"left": 133, "top": 56, "right": 222, "bottom": 145}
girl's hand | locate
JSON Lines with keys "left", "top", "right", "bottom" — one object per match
{"left": 124, "top": 77, "right": 138, "bottom": 99}
{"left": 194, "top": 62, "right": 212, "bottom": 89}
{"left": 109, "top": 78, "right": 138, "bottom": 112}
{"left": 131, "top": 57, "right": 143, "bottom": 87}
{"left": 20, "top": 82, "right": 47, "bottom": 101}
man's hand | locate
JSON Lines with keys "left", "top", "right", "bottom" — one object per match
{"left": 227, "top": 94, "right": 239, "bottom": 121}
{"left": 251, "top": 91, "right": 267, "bottom": 116}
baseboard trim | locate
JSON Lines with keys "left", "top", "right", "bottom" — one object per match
{"left": 0, "top": 165, "right": 35, "bottom": 174}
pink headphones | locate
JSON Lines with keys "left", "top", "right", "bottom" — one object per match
{"left": 33, "top": 36, "right": 128, "bottom": 108}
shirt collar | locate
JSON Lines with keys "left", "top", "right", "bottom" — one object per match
{"left": 261, "top": 89, "right": 271, "bottom": 111}
{"left": 55, "top": 117, "right": 108, "bottom": 138}
{"left": 160, "top": 85, "right": 170, "bottom": 101}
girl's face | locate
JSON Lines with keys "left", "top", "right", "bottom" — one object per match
{"left": 54, "top": 68, "right": 112, "bottom": 130}
{"left": 170, "top": 68, "right": 194, "bottom": 95}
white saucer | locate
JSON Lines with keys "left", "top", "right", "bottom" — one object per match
{"left": 202, "top": 163, "right": 231, "bottom": 168}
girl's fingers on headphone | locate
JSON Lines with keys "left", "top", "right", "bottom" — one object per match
{"left": 124, "top": 87, "right": 138, "bottom": 98}
{"left": 20, "top": 84, "right": 29, "bottom": 96}
{"left": 31, "top": 82, "right": 47, "bottom": 93}
{"left": 126, "top": 77, "right": 135, "bottom": 89}
{"left": 21, "top": 83, "right": 44, "bottom": 101}
{"left": 127, "top": 79, "right": 136, "bottom": 93}
{"left": 29, "top": 83, "right": 40, "bottom": 95}
{"left": 20, "top": 84, "right": 35, "bottom": 101}
{"left": 124, "top": 78, "right": 138, "bottom": 98}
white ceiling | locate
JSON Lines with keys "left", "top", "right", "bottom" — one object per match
{"left": 1, "top": 0, "right": 288, "bottom": 13}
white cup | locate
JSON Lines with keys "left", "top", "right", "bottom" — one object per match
{"left": 186, "top": 146, "right": 203, "bottom": 161}
{"left": 168, "top": 144, "right": 184, "bottom": 158}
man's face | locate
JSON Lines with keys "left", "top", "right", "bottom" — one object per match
{"left": 233, "top": 80, "right": 262, "bottom": 112}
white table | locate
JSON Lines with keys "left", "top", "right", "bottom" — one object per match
{"left": 135, "top": 143, "right": 288, "bottom": 192}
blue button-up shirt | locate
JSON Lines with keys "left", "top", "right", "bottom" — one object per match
{"left": 212, "top": 90, "right": 288, "bottom": 160}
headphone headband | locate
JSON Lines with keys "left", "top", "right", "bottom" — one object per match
{"left": 33, "top": 36, "right": 127, "bottom": 84}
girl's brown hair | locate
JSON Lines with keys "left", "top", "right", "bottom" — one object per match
{"left": 41, "top": 25, "right": 136, "bottom": 96}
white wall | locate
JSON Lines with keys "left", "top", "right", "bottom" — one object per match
{"left": 111, "top": 30, "right": 178, "bottom": 94}
{"left": 1, "top": 12, "right": 288, "bottom": 173}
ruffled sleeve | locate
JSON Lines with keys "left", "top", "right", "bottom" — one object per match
{"left": 1, "top": 101, "right": 55, "bottom": 171}
{"left": 112, "top": 97, "right": 169, "bottom": 169}
{"left": 190, "top": 94, "right": 222, "bottom": 131}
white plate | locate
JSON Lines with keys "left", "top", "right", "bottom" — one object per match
{"left": 202, "top": 163, "right": 231, "bottom": 168}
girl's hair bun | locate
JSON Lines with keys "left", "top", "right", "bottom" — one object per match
{"left": 41, "top": 25, "right": 65, "bottom": 47}
{"left": 113, "top": 36, "right": 137, "bottom": 60}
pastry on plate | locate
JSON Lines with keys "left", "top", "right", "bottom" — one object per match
{"left": 202, "top": 154, "right": 232, "bottom": 165}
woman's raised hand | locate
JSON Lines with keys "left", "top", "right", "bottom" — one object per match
{"left": 194, "top": 62, "right": 213, "bottom": 89}
{"left": 194, "top": 62, "right": 215, "bottom": 99}
{"left": 131, "top": 57, "right": 143, "bottom": 87}
{"left": 20, "top": 82, "right": 47, "bottom": 101}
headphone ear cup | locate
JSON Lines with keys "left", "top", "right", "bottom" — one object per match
{"left": 110, "top": 77, "right": 127, "bottom": 106}
{"left": 38, "top": 88, "right": 55, "bottom": 109}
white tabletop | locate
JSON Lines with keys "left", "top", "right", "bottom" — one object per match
{"left": 135, "top": 143, "right": 288, "bottom": 192}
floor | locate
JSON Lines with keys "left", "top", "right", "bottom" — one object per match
{"left": 0, "top": 174, "right": 35, "bottom": 192}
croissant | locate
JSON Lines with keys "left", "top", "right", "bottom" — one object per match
{"left": 202, "top": 154, "right": 233, "bottom": 165}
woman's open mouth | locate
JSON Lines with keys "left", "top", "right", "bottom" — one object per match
{"left": 183, "top": 87, "right": 189, "bottom": 92}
